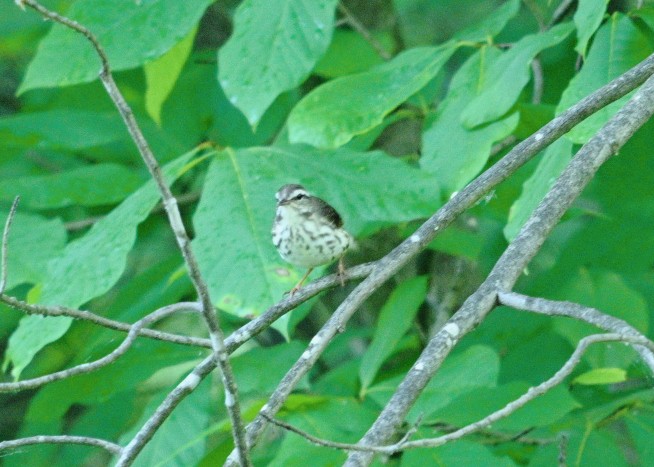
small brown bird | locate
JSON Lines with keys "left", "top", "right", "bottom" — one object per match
{"left": 272, "top": 184, "right": 352, "bottom": 295}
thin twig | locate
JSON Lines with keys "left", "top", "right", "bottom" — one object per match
{"left": 0, "top": 435, "right": 122, "bottom": 456}
{"left": 337, "top": 2, "right": 391, "bottom": 60}
{"left": 531, "top": 58, "right": 544, "bottom": 104}
{"left": 0, "top": 295, "right": 208, "bottom": 348}
{"left": 0, "top": 196, "right": 20, "bottom": 294}
{"left": 548, "top": 0, "right": 576, "bottom": 28}
{"left": 259, "top": 334, "right": 652, "bottom": 455}
{"left": 18, "top": 1, "right": 250, "bottom": 464}
{"left": 498, "top": 291, "right": 654, "bottom": 373}
{"left": 0, "top": 303, "right": 192, "bottom": 393}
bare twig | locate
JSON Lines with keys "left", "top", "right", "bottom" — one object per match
{"left": 0, "top": 303, "right": 192, "bottom": 393}
{"left": 225, "top": 54, "right": 654, "bottom": 466}
{"left": 259, "top": 334, "right": 652, "bottom": 455}
{"left": 0, "top": 196, "right": 20, "bottom": 294}
{"left": 0, "top": 435, "right": 122, "bottom": 456}
{"left": 531, "top": 58, "right": 544, "bottom": 104}
{"left": 0, "top": 295, "right": 208, "bottom": 348}
{"left": 18, "top": 1, "right": 250, "bottom": 463}
{"left": 498, "top": 291, "right": 654, "bottom": 373}
{"left": 548, "top": 0, "right": 576, "bottom": 28}
{"left": 337, "top": 3, "right": 391, "bottom": 60}
{"left": 345, "top": 64, "right": 654, "bottom": 465}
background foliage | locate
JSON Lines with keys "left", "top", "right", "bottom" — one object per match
{"left": 1, "top": 0, "right": 654, "bottom": 465}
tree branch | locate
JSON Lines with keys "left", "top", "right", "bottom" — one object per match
{"left": 0, "top": 435, "right": 122, "bottom": 456}
{"left": 225, "top": 53, "right": 654, "bottom": 466}
{"left": 260, "top": 334, "right": 652, "bottom": 455}
{"left": 18, "top": 1, "right": 250, "bottom": 463}
{"left": 345, "top": 63, "right": 654, "bottom": 465}
{"left": 498, "top": 291, "right": 654, "bottom": 373}
{"left": 0, "top": 196, "right": 20, "bottom": 294}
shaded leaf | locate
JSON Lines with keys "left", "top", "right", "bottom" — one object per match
{"left": 454, "top": 0, "right": 520, "bottom": 42}
{"left": 574, "top": 0, "right": 609, "bottom": 57}
{"left": 359, "top": 276, "right": 428, "bottom": 393}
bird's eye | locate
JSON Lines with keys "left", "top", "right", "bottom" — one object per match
{"left": 293, "top": 193, "right": 307, "bottom": 201}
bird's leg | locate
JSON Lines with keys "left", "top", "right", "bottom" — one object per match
{"left": 289, "top": 268, "right": 313, "bottom": 296}
{"left": 337, "top": 256, "right": 346, "bottom": 287}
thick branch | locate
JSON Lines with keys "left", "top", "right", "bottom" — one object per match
{"left": 0, "top": 435, "right": 122, "bottom": 456}
{"left": 345, "top": 66, "right": 654, "bottom": 465}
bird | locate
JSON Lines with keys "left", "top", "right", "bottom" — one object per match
{"left": 272, "top": 184, "right": 352, "bottom": 296}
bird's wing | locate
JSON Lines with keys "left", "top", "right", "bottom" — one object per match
{"left": 313, "top": 197, "right": 343, "bottom": 228}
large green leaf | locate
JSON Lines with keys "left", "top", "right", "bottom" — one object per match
{"left": 0, "top": 163, "right": 144, "bottom": 209}
{"left": 421, "top": 46, "right": 519, "bottom": 195}
{"left": 218, "top": 0, "right": 338, "bottom": 126}
{"left": 461, "top": 22, "right": 574, "bottom": 128}
{"left": 192, "top": 146, "right": 439, "bottom": 323}
{"left": 557, "top": 14, "right": 651, "bottom": 143}
{"left": 504, "top": 138, "right": 573, "bottom": 241}
{"left": 288, "top": 44, "right": 457, "bottom": 148}
{"left": 5, "top": 149, "right": 199, "bottom": 379}
{"left": 453, "top": 0, "right": 520, "bottom": 42}
{"left": 359, "top": 276, "right": 428, "bottom": 394}
{"left": 19, "top": 0, "right": 213, "bottom": 93}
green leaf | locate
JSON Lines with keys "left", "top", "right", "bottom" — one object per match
{"left": 5, "top": 149, "right": 199, "bottom": 379}
{"left": 504, "top": 138, "right": 574, "bottom": 241}
{"left": 421, "top": 46, "right": 519, "bottom": 194}
{"left": 366, "top": 345, "right": 500, "bottom": 421}
{"left": 461, "top": 22, "right": 574, "bottom": 128}
{"left": 288, "top": 44, "right": 457, "bottom": 148}
{"left": 435, "top": 382, "right": 580, "bottom": 430}
{"left": 0, "top": 212, "right": 66, "bottom": 290}
{"left": 218, "top": 0, "right": 339, "bottom": 126}
{"left": 117, "top": 377, "right": 211, "bottom": 467}
{"left": 574, "top": 0, "right": 609, "bottom": 57}
{"left": 359, "top": 276, "right": 428, "bottom": 393}
{"left": 0, "top": 163, "right": 144, "bottom": 209}
{"left": 402, "top": 436, "right": 517, "bottom": 467}
{"left": 557, "top": 14, "right": 651, "bottom": 144}
{"left": 145, "top": 27, "right": 197, "bottom": 125}
{"left": 314, "top": 29, "right": 394, "bottom": 78}
{"left": 192, "top": 146, "right": 439, "bottom": 325}
{"left": 19, "top": 0, "right": 213, "bottom": 93}
{"left": 453, "top": 0, "right": 520, "bottom": 42}
{"left": 573, "top": 367, "right": 627, "bottom": 385}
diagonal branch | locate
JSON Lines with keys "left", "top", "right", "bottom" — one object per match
{"left": 224, "top": 52, "right": 654, "bottom": 466}
{"left": 345, "top": 63, "right": 654, "bottom": 465}
{"left": 498, "top": 291, "right": 654, "bottom": 372}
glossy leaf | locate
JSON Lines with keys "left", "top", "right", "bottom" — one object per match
{"left": 504, "top": 138, "right": 574, "bottom": 241}
{"left": 20, "top": 0, "right": 213, "bottom": 93}
{"left": 557, "top": 14, "right": 651, "bottom": 143}
{"left": 421, "top": 46, "right": 519, "bottom": 194}
{"left": 218, "top": 0, "right": 338, "bottom": 126}
{"left": 359, "top": 276, "right": 428, "bottom": 393}
{"left": 288, "top": 44, "right": 457, "bottom": 148}
{"left": 192, "top": 146, "right": 439, "bottom": 324}
{"left": 461, "top": 23, "right": 574, "bottom": 128}
{"left": 5, "top": 149, "right": 199, "bottom": 379}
